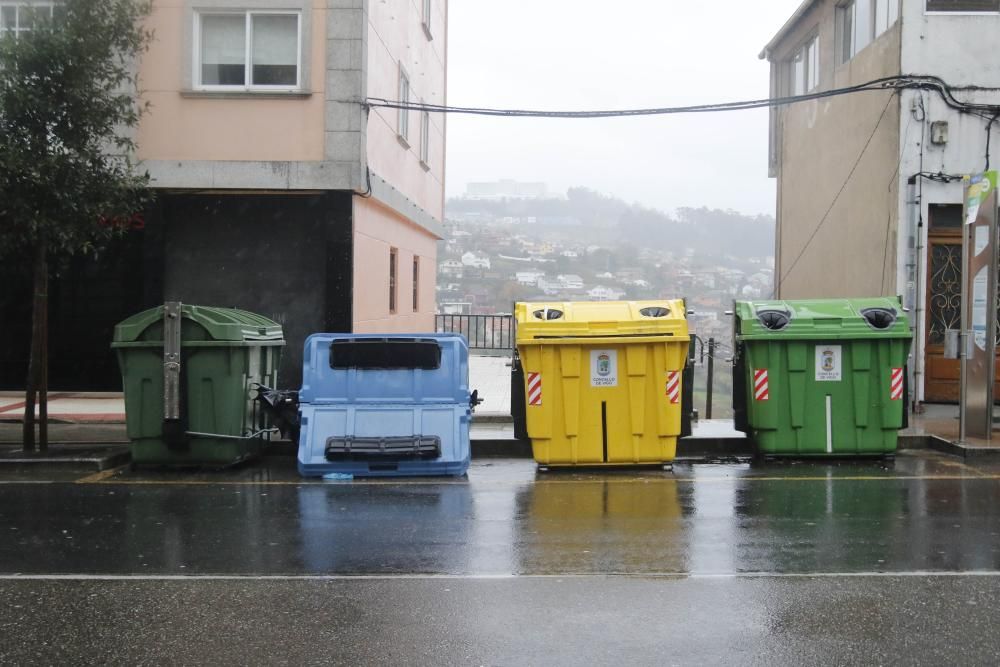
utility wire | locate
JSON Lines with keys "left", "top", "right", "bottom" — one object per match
{"left": 364, "top": 75, "right": 1000, "bottom": 119}
{"left": 777, "top": 93, "right": 896, "bottom": 293}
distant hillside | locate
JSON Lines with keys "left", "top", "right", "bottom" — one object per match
{"left": 446, "top": 187, "right": 775, "bottom": 258}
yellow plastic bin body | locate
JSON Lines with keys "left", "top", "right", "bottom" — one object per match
{"left": 515, "top": 300, "right": 690, "bottom": 466}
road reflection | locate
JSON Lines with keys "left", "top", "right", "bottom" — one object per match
{"left": 1, "top": 456, "right": 999, "bottom": 576}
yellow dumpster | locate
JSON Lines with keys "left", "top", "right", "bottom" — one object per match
{"left": 514, "top": 300, "right": 691, "bottom": 466}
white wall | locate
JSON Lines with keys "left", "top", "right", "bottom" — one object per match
{"left": 895, "top": 0, "right": 1000, "bottom": 400}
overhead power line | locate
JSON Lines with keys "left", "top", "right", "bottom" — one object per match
{"left": 365, "top": 75, "right": 1000, "bottom": 119}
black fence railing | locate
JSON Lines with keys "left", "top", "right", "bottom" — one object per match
{"left": 690, "top": 335, "right": 733, "bottom": 420}
{"left": 436, "top": 314, "right": 515, "bottom": 352}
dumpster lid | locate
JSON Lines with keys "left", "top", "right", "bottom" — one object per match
{"left": 112, "top": 305, "right": 284, "bottom": 345}
{"left": 515, "top": 300, "right": 690, "bottom": 342}
{"left": 735, "top": 298, "right": 912, "bottom": 340}
{"left": 299, "top": 333, "right": 470, "bottom": 405}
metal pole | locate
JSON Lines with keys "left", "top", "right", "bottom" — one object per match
{"left": 706, "top": 338, "right": 715, "bottom": 420}
{"left": 960, "top": 216, "right": 969, "bottom": 444}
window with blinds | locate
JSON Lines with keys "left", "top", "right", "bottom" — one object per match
{"left": 927, "top": 0, "right": 1000, "bottom": 10}
{"left": 198, "top": 11, "right": 300, "bottom": 89}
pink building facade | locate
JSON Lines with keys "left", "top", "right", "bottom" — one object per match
{"left": 129, "top": 0, "right": 447, "bottom": 385}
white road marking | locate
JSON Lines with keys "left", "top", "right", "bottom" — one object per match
{"left": 1, "top": 571, "right": 1000, "bottom": 581}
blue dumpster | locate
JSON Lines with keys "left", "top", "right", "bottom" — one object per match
{"left": 297, "top": 334, "right": 473, "bottom": 477}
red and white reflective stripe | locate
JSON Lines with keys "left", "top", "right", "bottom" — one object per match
{"left": 890, "top": 368, "right": 904, "bottom": 401}
{"left": 754, "top": 369, "right": 769, "bottom": 401}
{"left": 527, "top": 372, "right": 542, "bottom": 406}
{"left": 666, "top": 371, "right": 681, "bottom": 404}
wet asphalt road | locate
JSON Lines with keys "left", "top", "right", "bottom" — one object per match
{"left": 2, "top": 453, "right": 1000, "bottom": 664}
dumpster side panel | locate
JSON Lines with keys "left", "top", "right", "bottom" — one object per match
{"left": 752, "top": 338, "right": 910, "bottom": 456}
{"left": 521, "top": 340, "right": 685, "bottom": 466}
{"left": 117, "top": 347, "right": 165, "bottom": 441}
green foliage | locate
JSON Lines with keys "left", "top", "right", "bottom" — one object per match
{"left": 0, "top": 0, "right": 154, "bottom": 257}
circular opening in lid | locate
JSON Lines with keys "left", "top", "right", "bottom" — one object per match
{"left": 639, "top": 306, "right": 670, "bottom": 318}
{"left": 861, "top": 307, "right": 897, "bottom": 330}
{"left": 533, "top": 308, "right": 564, "bottom": 321}
{"left": 757, "top": 309, "right": 791, "bottom": 331}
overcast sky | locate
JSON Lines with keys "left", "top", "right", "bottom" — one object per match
{"left": 445, "top": 0, "right": 804, "bottom": 216}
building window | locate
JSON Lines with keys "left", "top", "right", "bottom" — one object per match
{"left": 927, "top": 0, "right": 1000, "bottom": 10}
{"left": 422, "top": 0, "right": 432, "bottom": 39}
{"left": 398, "top": 67, "right": 410, "bottom": 143}
{"left": 839, "top": 0, "right": 899, "bottom": 64}
{"left": 389, "top": 248, "right": 398, "bottom": 314}
{"left": 929, "top": 204, "right": 963, "bottom": 229}
{"left": 0, "top": 2, "right": 55, "bottom": 39}
{"left": 790, "top": 35, "right": 819, "bottom": 95}
{"left": 420, "top": 108, "right": 430, "bottom": 165}
{"left": 412, "top": 257, "right": 420, "bottom": 311}
{"left": 196, "top": 11, "right": 301, "bottom": 90}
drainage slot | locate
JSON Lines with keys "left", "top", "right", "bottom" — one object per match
{"left": 601, "top": 402, "right": 609, "bottom": 463}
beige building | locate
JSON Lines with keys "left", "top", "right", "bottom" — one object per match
{"left": 762, "top": 0, "right": 1000, "bottom": 404}
{"left": 1, "top": 0, "right": 448, "bottom": 390}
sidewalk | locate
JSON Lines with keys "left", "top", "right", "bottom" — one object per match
{"left": 0, "top": 355, "right": 516, "bottom": 425}
{"left": 0, "top": 393, "right": 126, "bottom": 424}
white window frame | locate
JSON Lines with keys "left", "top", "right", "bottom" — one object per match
{"left": 397, "top": 66, "right": 411, "bottom": 144}
{"left": 422, "top": 0, "right": 432, "bottom": 39}
{"left": 419, "top": 106, "right": 430, "bottom": 166}
{"left": 193, "top": 10, "right": 303, "bottom": 92}
{"left": 838, "top": 0, "right": 900, "bottom": 65}
{"left": 790, "top": 34, "right": 819, "bottom": 95}
{"left": 0, "top": 1, "right": 55, "bottom": 40}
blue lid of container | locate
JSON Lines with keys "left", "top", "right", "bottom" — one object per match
{"left": 299, "top": 333, "right": 470, "bottom": 405}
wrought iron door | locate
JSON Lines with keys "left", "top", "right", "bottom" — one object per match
{"left": 925, "top": 235, "right": 962, "bottom": 402}
{"left": 924, "top": 233, "right": 1000, "bottom": 402}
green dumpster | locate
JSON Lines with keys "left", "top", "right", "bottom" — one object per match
{"left": 112, "top": 303, "right": 285, "bottom": 465}
{"left": 733, "top": 298, "right": 912, "bottom": 456}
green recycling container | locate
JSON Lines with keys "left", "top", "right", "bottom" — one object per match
{"left": 733, "top": 298, "right": 912, "bottom": 456}
{"left": 112, "top": 304, "right": 284, "bottom": 465}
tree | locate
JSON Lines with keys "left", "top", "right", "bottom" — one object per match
{"left": 0, "top": 1, "right": 153, "bottom": 451}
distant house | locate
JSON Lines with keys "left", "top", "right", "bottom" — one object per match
{"left": 587, "top": 286, "right": 625, "bottom": 301}
{"left": 464, "top": 179, "right": 549, "bottom": 200}
{"left": 497, "top": 254, "right": 534, "bottom": 263}
{"left": 529, "top": 242, "right": 556, "bottom": 256}
{"left": 461, "top": 252, "right": 491, "bottom": 269}
{"left": 439, "top": 302, "right": 472, "bottom": 315}
{"left": 561, "top": 250, "right": 580, "bottom": 259}
{"left": 439, "top": 259, "right": 464, "bottom": 277}
{"left": 558, "top": 274, "right": 584, "bottom": 289}
{"left": 537, "top": 279, "right": 562, "bottom": 296}
{"left": 515, "top": 270, "right": 546, "bottom": 286}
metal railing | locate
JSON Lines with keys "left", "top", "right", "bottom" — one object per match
{"left": 690, "top": 335, "right": 734, "bottom": 420}
{"left": 436, "top": 314, "right": 515, "bottom": 352}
